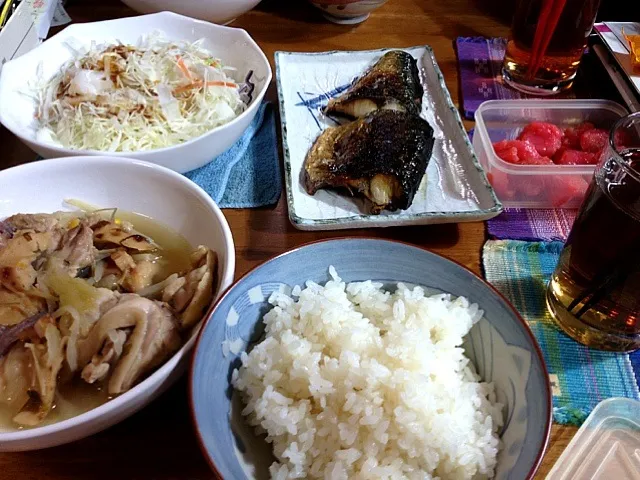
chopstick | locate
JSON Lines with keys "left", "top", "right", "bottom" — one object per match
{"left": 526, "top": 0, "right": 568, "bottom": 80}
{"left": 526, "top": 0, "right": 554, "bottom": 79}
{"left": 568, "top": 253, "right": 640, "bottom": 320}
{"left": 0, "top": 0, "right": 14, "bottom": 30}
{"left": 0, "top": 0, "right": 20, "bottom": 31}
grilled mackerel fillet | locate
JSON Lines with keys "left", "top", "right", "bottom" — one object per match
{"left": 323, "top": 50, "right": 423, "bottom": 120}
{"left": 303, "top": 110, "right": 435, "bottom": 214}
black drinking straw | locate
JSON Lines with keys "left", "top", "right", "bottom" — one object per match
{"left": 568, "top": 250, "right": 640, "bottom": 320}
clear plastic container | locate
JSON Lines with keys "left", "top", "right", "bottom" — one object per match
{"left": 473, "top": 100, "right": 628, "bottom": 209}
{"left": 546, "top": 398, "right": 640, "bottom": 479}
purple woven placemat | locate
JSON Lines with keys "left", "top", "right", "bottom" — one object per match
{"left": 486, "top": 208, "right": 577, "bottom": 241}
{"left": 455, "top": 37, "right": 527, "bottom": 119}
{"left": 455, "top": 37, "right": 575, "bottom": 120}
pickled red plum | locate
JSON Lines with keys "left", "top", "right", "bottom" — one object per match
{"left": 563, "top": 122, "right": 595, "bottom": 149}
{"left": 492, "top": 140, "right": 520, "bottom": 164}
{"left": 493, "top": 139, "right": 552, "bottom": 165}
{"left": 517, "top": 122, "right": 563, "bottom": 157}
{"left": 580, "top": 129, "right": 609, "bottom": 153}
{"left": 491, "top": 121, "right": 609, "bottom": 166}
{"left": 487, "top": 119, "right": 611, "bottom": 205}
{"left": 555, "top": 149, "right": 597, "bottom": 165}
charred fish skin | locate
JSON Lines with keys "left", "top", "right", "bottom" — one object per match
{"left": 323, "top": 50, "right": 423, "bottom": 120}
{"left": 303, "top": 110, "right": 435, "bottom": 214}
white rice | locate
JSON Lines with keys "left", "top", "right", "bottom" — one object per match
{"left": 232, "top": 267, "right": 502, "bottom": 480}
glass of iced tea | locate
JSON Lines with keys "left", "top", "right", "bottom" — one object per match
{"left": 502, "top": 0, "right": 601, "bottom": 95}
{"left": 547, "top": 112, "right": 640, "bottom": 352}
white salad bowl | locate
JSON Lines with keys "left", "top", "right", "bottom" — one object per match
{"left": 0, "top": 156, "right": 235, "bottom": 451}
{"left": 120, "top": 0, "right": 262, "bottom": 25}
{"left": 0, "top": 12, "right": 272, "bottom": 173}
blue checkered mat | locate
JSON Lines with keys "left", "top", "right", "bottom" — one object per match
{"left": 483, "top": 240, "right": 640, "bottom": 425}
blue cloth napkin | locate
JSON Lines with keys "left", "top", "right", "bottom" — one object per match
{"left": 185, "top": 102, "right": 281, "bottom": 208}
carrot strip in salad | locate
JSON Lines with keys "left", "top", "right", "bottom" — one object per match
{"left": 173, "top": 80, "right": 238, "bottom": 95}
{"left": 175, "top": 55, "right": 192, "bottom": 80}
{"left": 205, "top": 81, "right": 238, "bottom": 88}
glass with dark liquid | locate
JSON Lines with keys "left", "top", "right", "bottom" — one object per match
{"left": 547, "top": 113, "right": 640, "bottom": 352}
{"left": 502, "top": 0, "right": 601, "bottom": 95}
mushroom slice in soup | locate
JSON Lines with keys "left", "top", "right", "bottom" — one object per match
{"left": 93, "top": 221, "right": 158, "bottom": 254}
{"left": 92, "top": 221, "right": 132, "bottom": 248}
{"left": 75, "top": 295, "right": 140, "bottom": 369}
{"left": 81, "top": 330, "right": 128, "bottom": 384}
{"left": 163, "top": 246, "right": 217, "bottom": 330}
{"left": 12, "top": 320, "right": 65, "bottom": 426}
{"left": 103, "top": 296, "right": 181, "bottom": 395}
{"left": 120, "top": 234, "right": 157, "bottom": 253}
{"left": 122, "top": 260, "right": 163, "bottom": 293}
{"left": 0, "top": 344, "right": 36, "bottom": 415}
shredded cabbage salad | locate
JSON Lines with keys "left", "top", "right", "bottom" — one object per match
{"left": 36, "top": 33, "right": 253, "bottom": 152}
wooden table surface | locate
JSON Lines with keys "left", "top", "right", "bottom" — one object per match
{"left": 0, "top": 0, "right": 577, "bottom": 477}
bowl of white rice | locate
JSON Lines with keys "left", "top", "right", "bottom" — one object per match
{"left": 190, "top": 238, "right": 551, "bottom": 480}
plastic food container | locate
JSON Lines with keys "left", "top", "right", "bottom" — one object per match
{"left": 473, "top": 100, "right": 628, "bottom": 209}
{"left": 546, "top": 398, "right": 640, "bottom": 479}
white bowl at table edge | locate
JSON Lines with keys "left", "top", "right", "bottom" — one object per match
{"left": 120, "top": 0, "right": 263, "bottom": 25}
{"left": 0, "top": 156, "right": 235, "bottom": 451}
{"left": 0, "top": 12, "right": 272, "bottom": 174}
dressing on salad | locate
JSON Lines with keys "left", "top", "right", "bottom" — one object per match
{"left": 35, "top": 34, "right": 254, "bottom": 152}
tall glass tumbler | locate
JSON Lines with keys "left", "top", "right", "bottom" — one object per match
{"left": 502, "top": 0, "right": 601, "bottom": 95}
{"left": 546, "top": 112, "right": 640, "bottom": 352}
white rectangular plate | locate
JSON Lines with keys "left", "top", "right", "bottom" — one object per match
{"left": 275, "top": 46, "right": 502, "bottom": 231}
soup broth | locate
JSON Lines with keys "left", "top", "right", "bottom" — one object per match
{"left": 0, "top": 204, "right": 204, "bottom": 429}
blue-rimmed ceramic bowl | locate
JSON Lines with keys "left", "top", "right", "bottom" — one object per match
{"left": 190, "top": 238, "right": 551, "bottom": 480}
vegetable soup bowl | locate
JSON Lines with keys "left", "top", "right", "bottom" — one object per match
{"left": 0, "top": 12, "right": 271, "bottom": 174}
{"left": 190, "top": 238, "right": 552, "bottom": 480}
{"left": 0, "top": 156, "right": 235, "bottom": 451}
